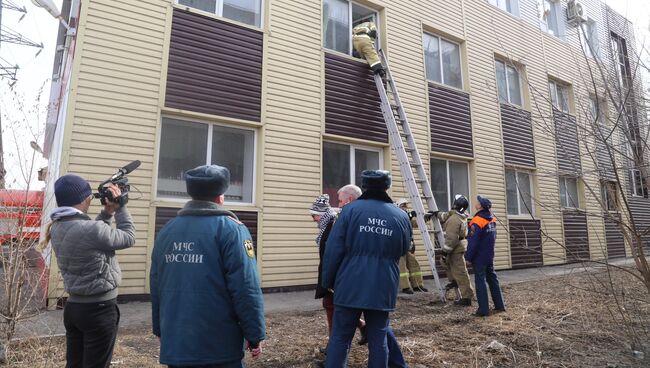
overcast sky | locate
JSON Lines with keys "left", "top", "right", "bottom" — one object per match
{"left": 0, "top": 0, "right": 649, "bottom": 190}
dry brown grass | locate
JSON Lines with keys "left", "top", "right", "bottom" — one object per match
{"left": 6, "top": 268, "right": 650, "bottom": 367}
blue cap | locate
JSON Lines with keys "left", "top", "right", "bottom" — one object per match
{"left": 477, "top": 195, "right": 492, "bottom": 210}
{"left": 54, "top": 174, "right": 92, "bottom": 207}
{"left": 361, "top": 170, "right": 391, "bottom": 191}
{"left": 185, "top": 165, "right": 230, "bottom": 200}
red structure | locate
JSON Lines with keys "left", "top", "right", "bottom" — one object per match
{"left": 0, "top": 190, "right": 44, "bottom": 246}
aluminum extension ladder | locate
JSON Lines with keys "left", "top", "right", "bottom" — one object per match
{"left": 374, "top": 49, "right": 447, "bottom": 303}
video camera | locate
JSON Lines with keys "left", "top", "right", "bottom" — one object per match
{"left": 93, "top": 160, "right": 141, "bottom": 206}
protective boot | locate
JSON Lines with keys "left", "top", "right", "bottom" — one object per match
{"left": 445, "top": 280, "right": 458, "bottom": 291}
{"left": 454, "top": 298, "right": 472, "bottom": 306}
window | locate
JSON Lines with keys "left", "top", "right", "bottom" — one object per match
{"left": 489, "top": 0, "right": 519, "bottom": 16}
{"left": 323, "top": 0, "right": 377, "bottom": 56}
{"left": 505, "top": 169, "right": 534, "bottom": 216}
{"left": 323, "top": 142, "right": 382, "bottom": 207}
{"left": 579, "top": 20, "right": 599, "bottom": 58}
{"left": 549, "top": 80, "right": 570, "bottom": 113}
{"left": 611, "top": 33, "right": 631, "bottom": 89}
{"left": 430, "top": 158, "right": 470, "bottom": 211}
{"left": 631, "top": 169, "right": 648, "bottom": 197}
{"left": 601, "top": 181, "right": 618, "bottom": 211}
{"left": 495, "top": 59, "right": 523, "bottom": 106}
{"left": 178, "top": 0, "right": 262, "bottom": 27}
{"left": 157, "top": 118, "right": 256, "bottom": 203}
{"left": 538, "top": 0, "right": 560, "bottom": 37}
{"left": 423, "top": 33, "right": 463, "bottom": 89}
{"left": 559, "top": 176, "right": 580, "bottom": 208}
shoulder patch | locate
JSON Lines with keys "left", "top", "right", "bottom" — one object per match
{"left": 244, "top": 239, "right": 255, "bottom": 258}
{"left": 226, "top": 216, "right": 243, "bottom": 225}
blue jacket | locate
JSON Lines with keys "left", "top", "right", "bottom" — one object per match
{"left": 150, "top": 201, "right": 265, "bottom": 366}
{"left": 321, "top": 190, "right": 411, "bottom": 312}
{"left": 465, "top": 210, "right": 497, "bottom": 267}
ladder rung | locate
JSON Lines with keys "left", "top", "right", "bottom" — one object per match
{"left": 421, "top": 195, "right": 432, "bottom": 200}
{"left": 400, "top": 132, "right": 410, "bottom": 138}
{"left": 409, "top": 163, "right": 421, "bottom": 168}
{"left": 390, "top": 104, "right": 400, "bottom": 110}
{"left": 415, "top": 178, "right": 427, "bottom": 183}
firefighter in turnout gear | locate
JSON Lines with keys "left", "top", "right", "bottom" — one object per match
{"left": 352, "top": 21, "right": 385, "bottom": 77}
{"left": 434, "top": 195, "right": 473, "bottom": 306}
{"left": 397, "top": 199, "right": 428, "bottom": 294}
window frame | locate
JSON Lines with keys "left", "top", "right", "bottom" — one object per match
{"left": 611, "top": 32, "right": 632, "bottom": 90}
{"left": 430, "top": 157, "right": 471, "bottom": 212}
{"left": 156, "top": 116, "right": 258, "bottom": 206}
{"left": 323, "top": 0, "right": 379, "bottom": 56}
{"left": 548, "top": 79, "right": 570, "bottom": 113}
{"left": 600, "top": 180, "right": 619, "bottom": 212}
{"left": 559, "top": 176, "right": 580, "bottom": 209}
{"left": 539, "top": 0, "right": 561, "bottom": 38}
{"left": 630, "top": 168, "right": 648, "bottom": 198}
{"left": 323, "top": 140, "right": 384, "bottom": 188}
{"left": 495, "top": 59, "right": 523, "bottom": 107}
{"left": 423, "top": 32, "right": 464, "bottom": 90}
{"left": 176, "top": 0, "right": 264, "bottom": 28}
{"left": 505, "top": 168, "right": 535, "bottom": 217}
{"left": 579, "top": 19, "right": 599, "bottom": 59}
{"left": 488, "top": 0, "right": 520, "bottom": 17}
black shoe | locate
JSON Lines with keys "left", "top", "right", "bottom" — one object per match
{"left": 454, "top": 298, "right": 472, "bottom": 306}
{"left": 358, "top": 325, "right": 368, "bottom": 345}
{"left": 414, "top": 286, "right": 428, "bottom": 292}
{"left": 402, "top": 288, "right": 414, "bottom": 295}
{"left": 445, "top": 280, "right": 458, "bottom": 291}
{"left": 473, "top": 310, "right": 489, "bottom": 317}
{"left": 493, "top": 308, "right": 506, "bottom": 313}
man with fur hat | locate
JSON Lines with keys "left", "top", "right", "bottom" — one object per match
{"left": 396, "top": 199, "right": 428, "bottom": 294}
{"left": 433, "top": 195, "right": 473, "bottom": 306}
{"left": 466, "top": 195, "right": 505, "bottom": 317}
{"left": 150, "top": 165, "right": 265, "bottom": 367}
{"left": 47, "top": 174, "right": 136, "bottom": 367}
{"left": 322, "top": 170, "right": 410, "bottom": 368}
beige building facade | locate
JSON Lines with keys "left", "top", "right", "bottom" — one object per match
{"left": 43, "top": 0, "right": 647, "bottom": 302}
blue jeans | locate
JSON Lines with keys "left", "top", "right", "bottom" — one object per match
{"left": 474, "top": 263, "right": 505, "bottom": 316}
{"left": 326, "top": 306, "right": 407, "bottom": 368}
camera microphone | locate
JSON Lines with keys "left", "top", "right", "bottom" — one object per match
{"left": 120, "top": 160, "right": 141, "bottom": 175}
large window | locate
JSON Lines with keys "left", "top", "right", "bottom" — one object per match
{"left": 495, "top": 59, "right": 523, "bottom": 106}
{"left": 323, "top": 142, "right": 382, "bottom": 207}
{"left": 430, "top": 158, "right": 470, "bottom": 211}
{"left": 549, "top": 80, "right": 570, "bottom": 113}
{"left": 157, "top": 118, "right": 255, "bottom": 203}
{"left": 489, "top": 0, "right": 519, "bottom": 16}
{"left": 423, "top": 33, "right": 462, "bottom": 89}
{"left": 323, "top": 0, "right": 377, "bottom": 56}
{"left": 505, "top": 169, "right": 534, "bottom": 216}
{"left": 178, "top": 0, "right": 262, "bottom": 27}
{"left": 539, "top": 0, "right": 560, "bottom": 37}
{"left": 601, "top": 181, "right": 618, "bottom": 211}
{"left": 559, "top": 176, "right": 580, "bottom": 208}
{"left": 611, "top": 33, "right": 631, "bottom": 89}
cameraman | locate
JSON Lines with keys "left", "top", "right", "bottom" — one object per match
{"left": 47, "top": 174, "right": 136, "bottom": 368}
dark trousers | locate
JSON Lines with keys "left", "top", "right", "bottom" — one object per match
{"left": 63, "top": 299, "right": 120, "bottom": 368}
{"left": 323, "top": 294, "right": 365, "bottom": 336}
{"left": 168, "top": 363, "right": 243, "bottom": 368}
{"left": 326, "top": 306, "right": 407, "bottom": 368}
{"left": 474, "top": 263, "right": 505, "bottom": 316}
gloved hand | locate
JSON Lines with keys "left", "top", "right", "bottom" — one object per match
{"left": 424, "top": 210, "right": 438, "bottom": 222}
{"left": 408, "top": 210, "right": 417, "bottom": 220}
{"left": 247, "top": 341, "right": 263, "bottom": 359}
{"left": 441, "top": 251, "right": 448, "bottom": 263}
{"left": 368, "top": 29, "right": 377, "bottom": 39}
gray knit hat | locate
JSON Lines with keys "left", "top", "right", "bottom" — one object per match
{"left": 310, "top": 194, "right": 332, "bottom": 215}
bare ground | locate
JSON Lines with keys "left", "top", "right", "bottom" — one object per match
{"left": 6, "top": 267, "right": 650, "bottom": 367}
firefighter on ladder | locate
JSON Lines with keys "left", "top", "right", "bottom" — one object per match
{"left": 397, "top": 199, "right": 428, "bottom": 294}
{"left": 352, "top": 21, "right": 386, "bottom": 77}
{"left": 432, "top": 195, "right": 474, "bottom": 306}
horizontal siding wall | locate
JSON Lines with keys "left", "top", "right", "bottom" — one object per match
{"left": 324, "top": 53, "right": 387, "bottom": 143}
{"left": 49, "top": 0, "right": 170, "bottom": 299}
{"left": 554, "top": 109, "right": 582, "bottom": 173}
{"left": 562, "top": 211, "right": 590, "bottom": 262}
{"left": 155, "top": 207, "right": 259, "bottom": 250}
{"left": 509, "top": 219, "right": 543, "bottom": 268}
{"left": 165, "top": 9, "right": 263, "bottom": 121}
{"left": 501, "top": 103, "right": 535, "bottom": 167}
{"left": 429, "top": 83, "right": 473, "bottom": 157}
{"left": 629, "top": 197, "right": 650, "bottom": 250}
{"left": 604, "top": 214, "right": 626, "bottom": 259}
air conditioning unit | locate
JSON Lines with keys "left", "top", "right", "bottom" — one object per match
{"left": 567, "top": 0, "right": 586, "bottom": 25}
